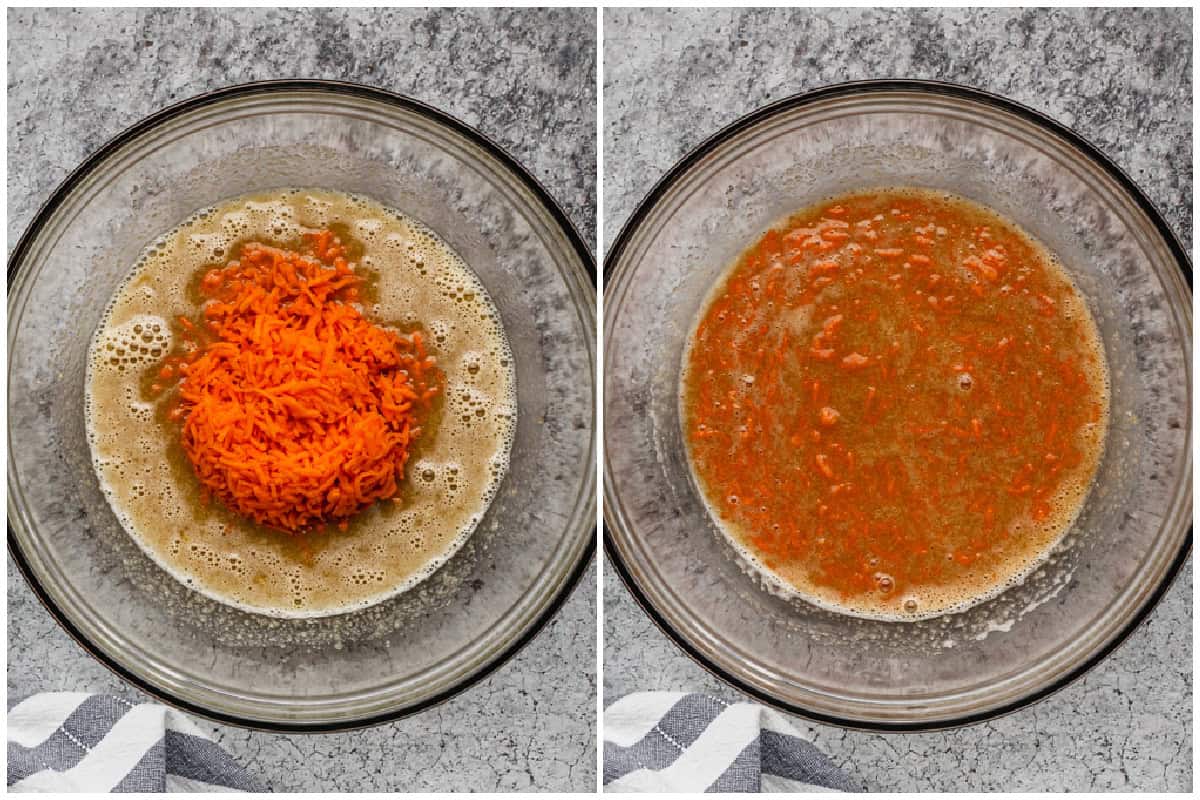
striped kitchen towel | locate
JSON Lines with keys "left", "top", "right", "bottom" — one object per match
{"left": 7, "top": 693, "right": 262, "bottom": 792}
{"left": 604, "top": 692, "right": 858, "bottom": 793}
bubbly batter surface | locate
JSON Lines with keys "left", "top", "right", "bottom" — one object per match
{"left": 682, "top": 189, "right": 1108, "bottom": 620}
{"left": 87, "top": 189, "right": 515, "bottom": 617}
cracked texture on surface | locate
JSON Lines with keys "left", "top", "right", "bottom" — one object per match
{"left": 603, "top": 7, "right": 1191, "bottom": 793}
{"left": 8, "top": 7, "right": 596, "bottom": 792}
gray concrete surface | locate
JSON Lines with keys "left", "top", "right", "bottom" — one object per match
{"left": 8, "top": 8, "right": 596, "bottom": 792}
{"left": 603, "top": 7, "right": 1191, "bottom": 792}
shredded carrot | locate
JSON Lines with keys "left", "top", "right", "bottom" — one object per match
{"left": 161, "top": 232, "right": 440, "bottom": 533}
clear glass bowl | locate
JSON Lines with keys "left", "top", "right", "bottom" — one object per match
{"left": 604, "top": 80, "right": 1191, "bottom": 729}
{"left": 9, "top": 81, "right": 595, "bottom": 730}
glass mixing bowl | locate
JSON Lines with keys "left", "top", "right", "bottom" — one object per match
{"left": 604, "top": 80, "right": 1190, "bottom": 729}
{"left": 9, "top": 81, "right": 595, "bottom": 730}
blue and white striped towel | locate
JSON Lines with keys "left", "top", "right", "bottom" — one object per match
{"left": 604, "top": 692, "right": 858, "bottom": 793}
{"left": 7, "top": 693, "right": 261, "bottom": 792}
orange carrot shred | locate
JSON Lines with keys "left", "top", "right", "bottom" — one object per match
{"left": 165, "top": 234, "right": 440, "bottom": 534}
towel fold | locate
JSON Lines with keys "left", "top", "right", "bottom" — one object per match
{"left": 604, "top": 692, "right": 857, "bottom": 793}
{"left": 7, "top": 693, "right": 261, "bottom": 793}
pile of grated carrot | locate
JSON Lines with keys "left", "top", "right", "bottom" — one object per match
{"left": 155, "top": 230, "right": 439, "bottom": 533}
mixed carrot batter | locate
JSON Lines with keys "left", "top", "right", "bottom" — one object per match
{"left": 682, "top": 189, "right": 1108, "bottom": 617}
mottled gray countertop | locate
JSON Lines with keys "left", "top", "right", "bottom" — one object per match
{"left": 604, "top": 7, "right": 1191, "bottom": 792}
{"left": 8, "top": 8, "right": 595, "bottom": 792}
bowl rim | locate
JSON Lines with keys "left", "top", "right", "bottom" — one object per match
{"left": 8, "top": 78, "right": 597, "bottom": 732}
{"left": 602, "top": 77, "right": 1192, "bottom": 732}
